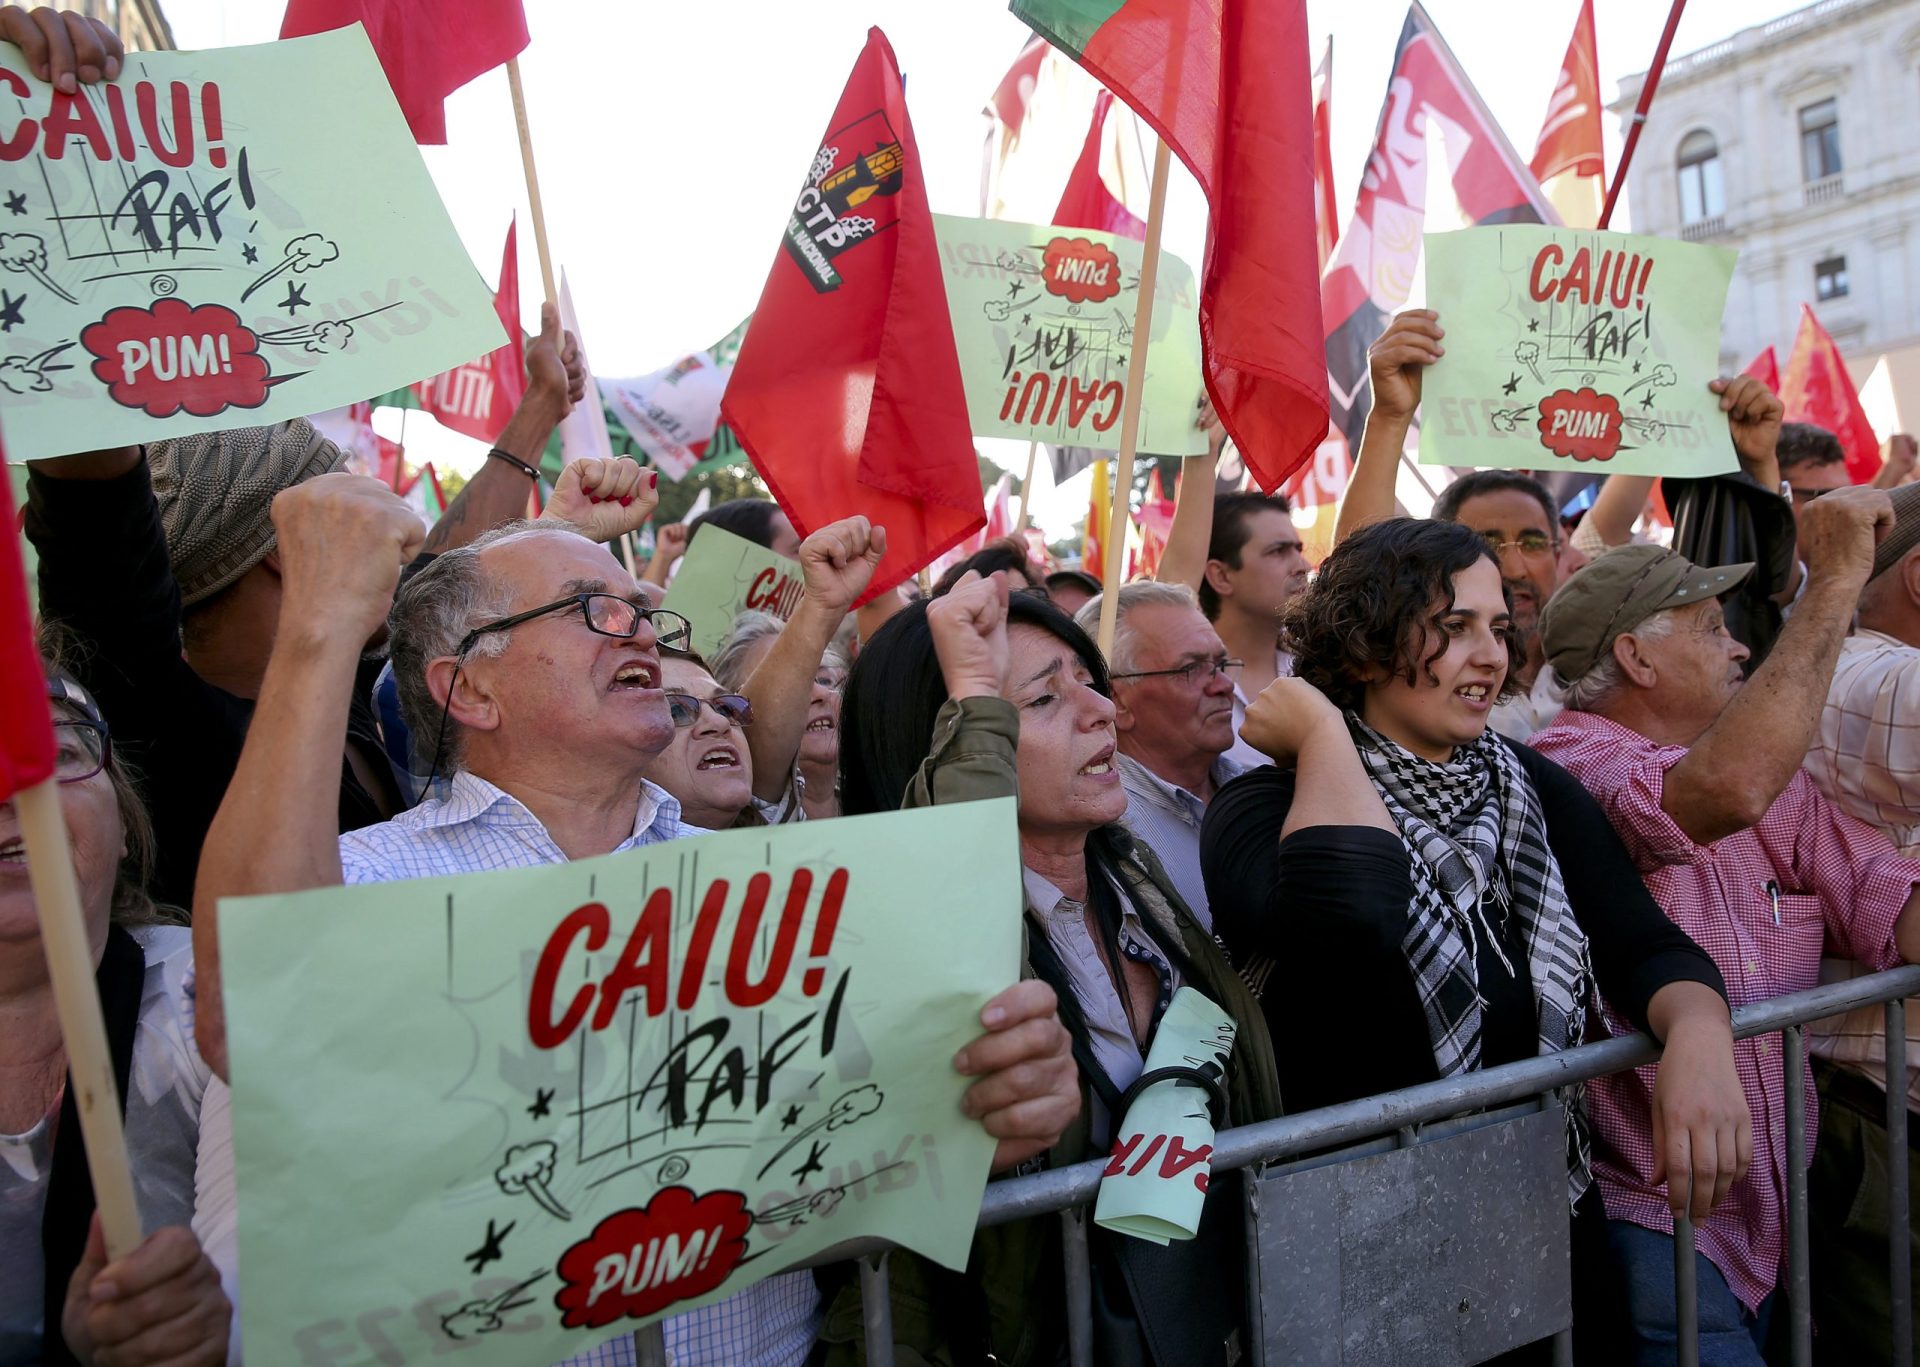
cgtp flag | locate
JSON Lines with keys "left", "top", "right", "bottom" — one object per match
{"left": 1529, "top": 0, "right": 1604, "bottom": 229}
{"left": 1780, "top": 304, "right": 1881, "bottom": 484}
{"left": 0, "top": 439, "right": 55, "bottom": 800}
{"left": 412, "top": 219, "right": 525, "bottom": 445}
{"left": 1312, "top": 37, "right": 1339, "bottom": 272}
{"left": 279, "top": 0, "right": 529, "bottom": 144}
{"left": 1011, "top": 0, "right": 1331, "bottom": 495}
{"left": 722, "top": 29, "right": 983, "bottom": 603}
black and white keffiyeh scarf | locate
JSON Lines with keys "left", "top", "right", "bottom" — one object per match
{"left": 1349, "top": 715, "right": 1597, "bottom": 1200}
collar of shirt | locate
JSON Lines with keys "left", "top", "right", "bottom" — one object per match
{"left": 1230, "top": 647, "right": 1294, "bottom": 709}
{"left": 420, "top": 770, "right": 697, "bottom": 843}
{"left": 1116, "top": 750, "right": 1246, "bottom": 825}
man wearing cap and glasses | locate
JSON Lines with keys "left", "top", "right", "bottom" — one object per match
{"left": 1529, "top": 484, "right": 1920, "bottom": 1364}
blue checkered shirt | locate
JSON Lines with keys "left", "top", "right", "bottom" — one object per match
{"left": 336, "top": 769, "right": 823, "bottom": 1366}
{"left": 1115, "top": 750, "right": 1246, "bottom": 932}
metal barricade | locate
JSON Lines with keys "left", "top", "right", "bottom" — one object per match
{"left": 631, "top": 966, "right": 1920, "bottom": 1367}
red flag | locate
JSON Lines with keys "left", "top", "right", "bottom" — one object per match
{"left": 1013, "top": 0, "right": 1331, "bottom": 494}
{"left": 722, "top": 29, "right": 984, "bottom": 603}
{"left": 411, "top": 219, "right": 525, "bottom": 444}
{"left": 1743, "top": 346, "right": 1781, "bottom": 393}
{"left": 1529, "top": 0, "right": 1604, "bottom": 228}
{"left": 988, "top": 34, "right": 1050, "bottom": 132}
{"left": 1053, "top": 92, "right": 1147, "bottom": 241}
{"left": 1312, "top": 37, "right": 1338, "bottom": 272}
{"left": 1780, "top": 305, "right": 1881, "bottom": 484}
{"left": 280, "top": 0, "right": 529, "bottom": 145}
{"left": 0, "top": 441, "right": 55, "bottom": 800}
{"left": 1135, "top": 465, "right": 1178, "bottom": 578}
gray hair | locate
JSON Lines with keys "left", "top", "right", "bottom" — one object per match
{"left": 388, "top": 520, "right": 580, "bottom": 772}
{"left": 711, "top": 608, "right": 850, "bottom": 693}
{"left": 1072, "top": 580, "right": 1200, "bottom": 674}
{"left": 1559, "top": 605, "right": 1681, "bottom": 714}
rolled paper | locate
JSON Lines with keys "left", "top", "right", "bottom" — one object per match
{"left": 1093, "top": 986, "right": 1237, "bottom": 1244}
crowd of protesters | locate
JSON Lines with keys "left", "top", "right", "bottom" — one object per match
{"left": 5, "top": 9, "right": 1920, "bottom": 1367}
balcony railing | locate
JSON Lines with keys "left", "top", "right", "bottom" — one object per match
{"left": 1806, "top": 174, "right": 1845, "bottom": 206}
{"left": 1681, "top": 215, "right": 1728, "bottom": 242}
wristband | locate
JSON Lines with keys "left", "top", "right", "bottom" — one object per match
{"left": 487, "top": 447, "right": 539, "bottom": 481}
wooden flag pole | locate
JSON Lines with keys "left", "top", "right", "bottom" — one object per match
{"left": 1095, "top": 137, "right": 1173, "bottom": 661}
{"left": 18, "top": 779, "right": 142, "bottom": 1257}
{"left": 505, "top": 58, "right": 559, "bottom": 309}
{"left": 1013, "top": 440, "right": 1040, "bottom": 535}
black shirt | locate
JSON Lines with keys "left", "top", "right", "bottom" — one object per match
{"left": 1200, "top": 741, "right": 1727, "bottom": 1115}
{"left": 26, "top": 457, "right": 407, "bottom": 910}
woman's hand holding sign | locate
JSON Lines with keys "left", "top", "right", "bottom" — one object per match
{"left": 955, "top": 980, "right": 1081, "bottom": 1174}
{"left": 0, "top": 5, "right": 120, "bottom": 93}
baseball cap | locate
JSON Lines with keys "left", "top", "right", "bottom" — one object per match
{"left": 1541, "top": 543, "right": 1755, "bottom": 682}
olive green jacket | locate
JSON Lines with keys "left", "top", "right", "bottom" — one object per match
{"left": 815, "top": 697, "right": 1281, "bottom": 1366}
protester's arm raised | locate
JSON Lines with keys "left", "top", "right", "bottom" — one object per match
{"left": 641, "top": 523, "right": 689, "bottom": 589}
{"left": 538, "top": 455, "right": 658, "bottom": 545}
{"left": 1238, "top": 677, "right": 1394, "bottom": 837}
{"left": 192, "top": 474, "right": 423, "bottom": 1078}
{"left": 1332, "top": 310, "right": 1440, "bottom": 547}
{"left": 422, "top": 303, "right": 584, "bottom": 555}
{"left": 1585, "top": 474, "right": 1657, "bottom": 550}
{"left": 1154, "top": 396, "right": 1225, "bottom": 591}
{"left": 1660, "top": 484, "right": 1890, "bottom": 845}
{"left": 739, "top": 518, "right": 885, "bottom": 803}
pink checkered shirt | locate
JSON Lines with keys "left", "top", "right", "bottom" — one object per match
{"left": 1529, "top": 709, "right": 1918, "bottom": 1312}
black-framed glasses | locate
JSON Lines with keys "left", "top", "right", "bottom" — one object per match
{"left": 1110, "top": 657, "right": 1243, "bottom": 686}
{"left": 1479, "top": 530, "right": 1557, "bottom": 559}
{"left": 457, "top": 592, "right": 691, "bottom": 655}
{"left": 52, "top": 719, "right": 110, "bottom": 784}
{"left": 664, "top": 692, "right": 754, "bottom": 729}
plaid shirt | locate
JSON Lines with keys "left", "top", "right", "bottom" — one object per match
{"left": 1529, "top": 709, "right": 1918, "bottom": 1312}
{"left": 336, "top": 770, "right": 822, "bottom": 1367}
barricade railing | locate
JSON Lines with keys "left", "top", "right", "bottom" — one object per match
{"left": 631, "top": 965, "right": 1919, "bottom": 1367}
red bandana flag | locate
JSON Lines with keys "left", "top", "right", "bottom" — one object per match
{"left": 411, "top": 219, "right": 525, "bottom": 445}
{"left": 721, "top": 29, "right": 984, "bottom": 603}
{"left": 1011, "top": 0, "right": 1331, "bottom": 495}
{"left": 1781, "top": 305, "right": 1882, "bottom": 485}
{"left": 0, "top": 439, "right": 55, "bottom": 801}
{"left": 280, "top": 0, "right": 529, "bottom": 145}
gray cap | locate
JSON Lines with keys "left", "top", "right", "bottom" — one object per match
{"left": 148, "top": 419, "right": 347, "bottom": 607}
{"left": 1541, "top": 543, "right": 1755, "bottom": 683}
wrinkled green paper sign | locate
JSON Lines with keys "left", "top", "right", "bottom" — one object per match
{"left": 1419, "top": 226, "right": 1738, "bottom": 478}
{"left": 934, "top": 214, "right": 1206, "bottom": 455}
{"left": 220, "top": 798, "right": 1020, "bottom": 1365}
{"left": 661, "top": 525, "right": 805, "bottom": 658}
{"left": 0, "top": 28, "right": 501, "bottom": 459}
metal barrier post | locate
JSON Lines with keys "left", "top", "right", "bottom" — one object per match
{"left": 1786, "top": 1025, "right": 1812, "bottom": 1367}
{"left": 1060, "top": 1206, "right": 1094, "bottom": 1367}
{"left": 860, "top": 1252, "right": 896, "bottom": 1367}
{"left": 1674, "top": 1213, "right": 1699, "bottom": 1367}
{"left": 1889, "top": 998, "right": 1913, "bottom": 1367}
{"left": 632, "top": 1324, "right": 668, "bottom": 1367}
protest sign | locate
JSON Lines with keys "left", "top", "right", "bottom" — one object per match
{"left": 1419, "top": 226, "right": 1739, "bottom": 478}
{"left": 662, "top": 525, "right": 806, "bottom": 657}
{"left": 0, "top": 28, "right": 503, "bottom": 460}
{"left": 933, "top": 214, "right": 1207, "bottom": 456}
{"left": 221, "top": 797, "right": 1020, "bottom": 1365}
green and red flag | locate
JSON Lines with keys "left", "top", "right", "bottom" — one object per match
{"left": 1010, "top": 0, "right": 1329, "bottom": 493}
{"left": 721, "top": 29, "right": 983, "bottom": 602}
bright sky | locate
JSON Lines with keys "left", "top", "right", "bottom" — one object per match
{"left": 162, "top": 0, "right": 1812, "bottom": 535}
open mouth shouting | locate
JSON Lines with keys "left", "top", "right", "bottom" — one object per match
{"left": 695, "top": 744, "right": 741, "bottom": 772}
{"left": 609, "top": 658, "right": 659, "bottom": 692}
{"left": 1078, "top": 744, "right": 1118, "bottom": 781}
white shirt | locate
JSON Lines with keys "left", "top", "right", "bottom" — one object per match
{"left": 1223, "top": 649, "right": 1294, "bottom": 769}
{"left": 1115, "top": 751, "right": 1247, "bottom": 930}
{"left": 1487, "top": 667, "right": 1567, "bottom": 745}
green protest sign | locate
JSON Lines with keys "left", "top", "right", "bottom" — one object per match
{"left": 661, "top": 525, "right": 805, "bottom": 657}
{"left": 0, "top": 29, "right": 502, "bottom": 459}
{"left": 1419, "top": 226, "right": 1739, "bottom": 478}
{"left": 933, "top": 214, "right": 1207, "bottom": 456}
{"left": 220, "top": 797, "right": 1021, "bottom": 1365}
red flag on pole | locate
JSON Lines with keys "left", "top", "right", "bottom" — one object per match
{"left": 1052, "top": 91, "right": 1147, "bottom": 241}
{"left": 1311, "top": 37, "right": 1339, "bottom": 272}
{"left": 1743, "top": 345, "right": 1781, "bottom": 393}
{"left": 1780, "top": 304, "right": 1881, "bottom": 484}
{"left": 0, "top": 442, "right": 54, "bottom": 799}
{"left": 722, "top": 29, "right": 984, "bottom": 603}
{"left": 1529, "top": 0, "right": 1604, "bottom": 228}
{"left": 411, "top": 219, "right": 525, "bottom": 444}
{"left": 280, "top": 0, "right": 529, "bottom": 145}
{"left": 1011, "top": 0, "right": 1331, "bottom": 495}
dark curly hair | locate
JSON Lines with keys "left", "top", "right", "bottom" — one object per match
{"left": 1285, "top": 517, "right": 1522, "bottom": 713}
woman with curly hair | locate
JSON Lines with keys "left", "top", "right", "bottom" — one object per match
{"left": 1199, "top": 517, "right": 1749, "bottom": 1364}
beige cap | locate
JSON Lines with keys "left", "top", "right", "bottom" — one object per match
{"left": 1541, "top": 543, "right": 1755, "bottom": 683}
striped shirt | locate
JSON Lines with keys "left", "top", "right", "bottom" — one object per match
{"left": 1530, "top": 708, "right": 1918, "bottom": 1312}
{"left": 1116, "top": 750, "right": 1246, "bottom": 930}
{"left": 336, "top": 769, "right": 821, "bottom": 1367}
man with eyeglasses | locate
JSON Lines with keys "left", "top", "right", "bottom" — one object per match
{"left": 189, "top": 497, "right": 1083, "bottom": 1367}
{"left": 1075, "top": 581, "right": 1246, "bottom": 929}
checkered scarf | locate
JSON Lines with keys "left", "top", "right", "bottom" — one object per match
{"left": 1349, "top": 716, "right": 1596, "bottom": 1201}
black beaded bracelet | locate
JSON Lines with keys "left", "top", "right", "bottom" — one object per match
{"left": 487, "top": 447, "right": 539, "bottom": 481}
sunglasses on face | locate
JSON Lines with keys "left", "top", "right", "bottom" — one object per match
{"left": 664, "top": 692, "right": 754, "bottom": 728}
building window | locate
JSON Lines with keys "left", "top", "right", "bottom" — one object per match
{"left": 1800, "top": 99, "right": 1841, "bottom": 181}
{"left": 1676, "top": 129, "right": 1724, "bottom": 225}
{"left": 1815, "top": 255, "right": 1849, "bottom": 301}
